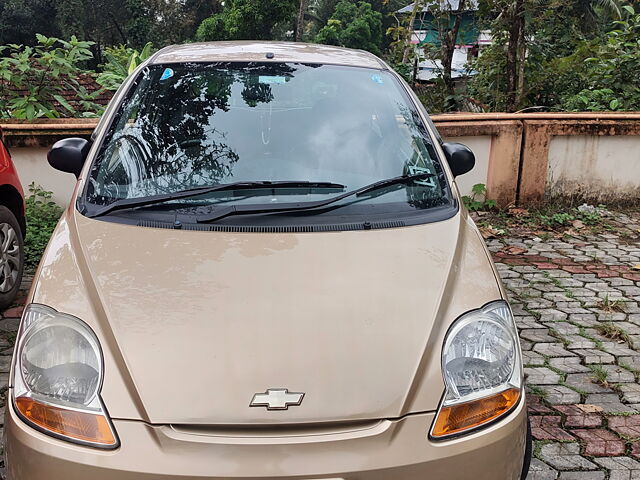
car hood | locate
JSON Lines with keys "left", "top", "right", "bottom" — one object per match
{"left": 30, "top": 210, "right": 502, "bottom": 425}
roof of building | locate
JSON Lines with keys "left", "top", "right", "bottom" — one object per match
{"left": 397, "top": 0, "right": 479, "bottom": 14}
{"left": 0, "top": 72, "right": 112, "bottom": 117}
{"left": 151, "top": 41, "right": 388, "bottom": 70}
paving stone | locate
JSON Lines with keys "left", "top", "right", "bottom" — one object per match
{"left": 573, "top": 349, "right": 615, "bottom": 364}
{"left": 540, "top": 385, "right": 582, "bottom": 405}
{"left": 524, "top": 351, "right": 546, "bottom": 366}
{"left": 549, "top": 357, "right": 591, "bottom": 373}
{"left": 553, "top": 404, "right": 603, "bottom": 428}
{"left": 538, "top": 309, "right": 569, "bottom": 322}
{"left": 546, "top": 322, "right": 580, "bottom": 335}
{"left": 1, "top": 306, "right": 23, "bottom": 318}
{"left": 573, "top": 428, "right": 626, "bottom": 456}
{"left": 517, "top": 317, "right": 547, "bottom": 329}
{"left": 527, "top": 394, "right": 555, "bottom": 414}
{"left": 558, "top": 472, "right": 605, "bottom": 480}
{"left": 608, "top": 470, "right": 640, "bottom": 480}
{"left": 531, "top": 415, "right": 575, "bottom": 441}
{"left": 584, "top": 394, "right": 637, "bottom": 413}
{"left": 564, "top": 373, "right": 614, "bottom": 394}
{"left": 538, "top": 442, "right": 598, "bottom": 470}
{"left": 564, "top": 335, "right": 597, "bottom": 349}
{"left": 600, "top": 364, "right": 636, "bottom": 383}
{"left": 0, "top": 318, "right": 20, "bottom": 332}
{"left": 535, "top": 343, "right": 578, "bottom": 358}
{"left": 615, "top": 322, "right": 640, "bottom": 335}
{"left": 619, "top": 356, "right": 640, "bottom": 371}
{"left": 626, "top": 335, "right": 640, "bottom": 349}
{"left": 528, "top": 458, "right": 559, "bottom": 480}
{"left": 569, "top": 314, "right": 599, "bottom": 327}
{"left": 0, "top": 356, "right": 12, "bottom": 374}
{"left": 526, "top": 367, "right": 562, "bottom": 385}
{"left": 618, "top": 384, "right": 640, "bottom": 404}
{"left": 521, "top": 329, "right": 559, "bottom": 343}
{"left": 608, "top": 415, "right": 640, "bottom": 438}
{"left": 601, "top": 342, "right": 640, "bottom": 357}
{"left": 594, "top": 457, "right": 640, "bottom": 480}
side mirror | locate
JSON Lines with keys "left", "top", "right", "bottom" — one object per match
{"left": 442, "top": 142, "right": 475, "bottom": 177}
{"left": 48, "top": 138, "right": 91, "bottom": 178}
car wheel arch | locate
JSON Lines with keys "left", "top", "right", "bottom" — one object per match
{"left": 0, "top": 184, "right": 25, "bottom": 237}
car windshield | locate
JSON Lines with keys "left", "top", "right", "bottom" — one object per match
{"left": 84, "top": 62, "right": 452, "bottom": 222}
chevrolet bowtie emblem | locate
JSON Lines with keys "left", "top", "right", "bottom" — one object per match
{"left": 250, "top": 388, "right": 305, "bottom": 410}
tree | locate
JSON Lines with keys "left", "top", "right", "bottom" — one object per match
{"left": 196, "top": 0, "right": 298, "bottom": 41}
{"left": 296, "top": 0, "right": 309, "bottom": 41}
{"left": 196, "top": 15, "right": 228, "bottom": 41}
{"left": 0, "top": 0, "right": 60, "bottom": 45}
{"left": 427, "top": 0, "right": 471, "bottom": 96}
{"left": 562, "top": 6, "right": 640, "bottom": 111}
{"left": 315, "top": 1, "right": 383, "bottom": 54}
{"left": 125, "top": 0, "right": 155, "bottom": 49}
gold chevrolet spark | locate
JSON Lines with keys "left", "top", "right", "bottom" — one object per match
{"left": 5, "top": 42, "right": 531, "bottom": 479}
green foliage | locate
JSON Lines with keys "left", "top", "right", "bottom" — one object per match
{"left": 462, "top": 183, "right": 497, "bottom": 211}
{"left": 24, "top": 184, "right": 63, "bottom": 268}
{"left": 532, "top": 204, "right": 605, "bottom": 228}
{"left": 539, "top": 212, "right": 574, "bottom": 226}
{"left": 415, "top": 80, "right": 465, "bottom": 113}
{"left": 467, "top": 0, "right": 640, "bottom": 113}
{"left": 562, "top": 6, "right": 640, "bottom": 111}
{"left": 96, "top": 43, "right": 154, "bottom": 91}
{"left": 196, "top": 0, "right": 297, "bottom": 41}
{"left": 0, "top": 34, "right": 104, "bottom": 119}
{"left": 315, "top": 1, "right": 383, "bottom": 54}
{"left": 196, "top": 15, "right": 228, "bottom": 42}
{"left": 0, "top": 0, "right": 60, "bottom": 46}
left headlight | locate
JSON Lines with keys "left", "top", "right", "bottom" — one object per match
{"left": 12, "top": 304, "right": 118, "bottom": 448}
{"left": 430, "top": 300, "right": 523, "bottom": 439}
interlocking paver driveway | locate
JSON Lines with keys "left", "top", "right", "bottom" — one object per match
{"left": 0, "top": 208, "right": 638, "bottom": 478}
{"left": 488, "top": 208, "right": 640, "bottom": 478}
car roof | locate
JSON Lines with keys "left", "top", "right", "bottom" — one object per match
{"left": 150, "top": 41, "right": 388, "bottom": 70}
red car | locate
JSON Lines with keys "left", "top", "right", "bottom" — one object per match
{"left": 0, "top": 127, "right": 25, "bottom": 310}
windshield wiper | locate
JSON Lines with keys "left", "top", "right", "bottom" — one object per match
{"left": 87, "top": 181, "right": 346, "bottom": 218}
{"left": 195, "top": 172, "right": 435, "bottom": 224}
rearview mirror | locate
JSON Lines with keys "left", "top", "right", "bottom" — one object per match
{"left": 48, "top": 138, "right": 90, "bottom": 178}
{"left": 442, "top": 142, "right": 475, "bottom": 177}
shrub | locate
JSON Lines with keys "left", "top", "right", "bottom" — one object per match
{"left": 96, "top": 42, "right": 154, "bottom": 91}
{"left": 24, "top": 184, "right": 63, "bottom": 268}
{"left": 0, "top": 34, "right": 104, "bottom": 119}
{"left": 462, "top": 183, "right": 497, "bottom": 211}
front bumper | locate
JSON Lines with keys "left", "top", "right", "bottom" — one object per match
{"left": 5, "top": 398, "right": 527, "bottom": 479}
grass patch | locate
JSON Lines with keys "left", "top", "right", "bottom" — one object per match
{"left": 527, "top": 384, "right": 548, "bottom": 399}
{"left": 597, "top": 295, "right": 626, "bottom": 314}
{"left": 595, "top": 322, "right": 630, "bottom": 343}
{"left": 588, "top": 364, "right": 609, "bottom": 387}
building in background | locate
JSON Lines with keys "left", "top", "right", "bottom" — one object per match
{"left": 397, "top": 0, "right": 491, "bottom": 81}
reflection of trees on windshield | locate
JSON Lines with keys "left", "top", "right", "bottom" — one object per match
{"left": 396, "top": 104, "right": 449, "bottom": 210}
{"left": 87, "top": 63, "right": 298, "bottom": 204}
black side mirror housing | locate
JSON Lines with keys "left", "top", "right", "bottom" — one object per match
{"left": 48, "top": 138, "right": 91, "bottom": 178}
{"left": 442, "top": 142, "right": 475, "bottom": 177}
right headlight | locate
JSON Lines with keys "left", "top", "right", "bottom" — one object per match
{"left": 430, "top": 300, "right": 523, "bottom": 439}
{"left": 12, "top": 304, "right": 118, "bottom": 448}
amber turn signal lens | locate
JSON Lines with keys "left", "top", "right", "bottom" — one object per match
{"left": 431, "top": 388, "right": 520, "bottom": 438}
{"left": 15, "top": 396, "right": 117, "bottom": 447}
